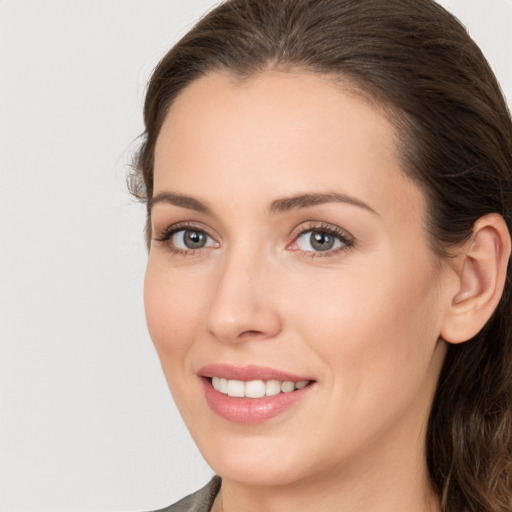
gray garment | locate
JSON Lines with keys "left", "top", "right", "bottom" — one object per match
{"left": 149, "top": 476, "right": 221, "bottom": 512}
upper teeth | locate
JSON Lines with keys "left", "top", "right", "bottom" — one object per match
{"left": 211, "top": 377, "right": 309, "bottom": 398}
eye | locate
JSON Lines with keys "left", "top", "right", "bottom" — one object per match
{"left": 152, "top": 223, "right": 219, "bottom": 254}
{"left": 170, "top": 229, "right": 217, "bottom": 250}
{"left": 296, "top": 230, "right": 343, "bottom": 252}
{"left": 288, "top": 224, "right": 354, "bottom": 256}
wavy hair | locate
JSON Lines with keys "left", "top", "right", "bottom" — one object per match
{"left": 129, "top": 1, "right": 512, "bottom": 509}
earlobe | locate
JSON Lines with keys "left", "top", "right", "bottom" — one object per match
{"left": 441, "top": 213, "right": 511, "bottom": 344}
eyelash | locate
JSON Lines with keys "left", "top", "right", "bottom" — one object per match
{"left": 289, "top": 223, "right": 355, "bottom": 258}
{"left": 152, "top": 221, "right": 355, "bottom": 258}
{"left": 153, "top": 222, "right": 213, "bottom": 257}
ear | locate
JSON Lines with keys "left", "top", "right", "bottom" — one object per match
{"left": 441, "top": 213, "right": 511, "bottom": 344}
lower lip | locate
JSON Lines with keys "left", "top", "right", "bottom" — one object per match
{"left": 201, "top": 378, "right": 315, "bottom": 424}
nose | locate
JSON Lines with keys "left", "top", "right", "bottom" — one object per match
{"left": 205, "top": 250, "right": 282, "bottom": 344}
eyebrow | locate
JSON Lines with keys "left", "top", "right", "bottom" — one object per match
{"left": 149, "top": 192, "right": 212, "bottom": 214}
{"left": 269, "top": 192, "right": 378, "bottom": 215}
{"left": 149, "top": 191, "right": 377, "bottom": 216}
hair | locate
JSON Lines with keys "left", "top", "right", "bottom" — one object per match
{"left": 129, "top": 0, "right": 512, "bottom": 510}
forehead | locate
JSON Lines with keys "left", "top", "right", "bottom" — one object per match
{"left": 153, "top": 70, "right": 423, "bottom": 221}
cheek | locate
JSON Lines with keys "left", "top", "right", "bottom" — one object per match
{"left": 284, "top": 253, "right": 443, "bottom": 396}
{"left": 144, "top": 262, "right": 205, "bottom": 368}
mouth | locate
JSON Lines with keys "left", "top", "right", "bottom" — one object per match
{"left": 198, "top": 364, "right": 316, "bottom": 424}
{"left": 209, "top": 376, "right": 311, "bottom": 398}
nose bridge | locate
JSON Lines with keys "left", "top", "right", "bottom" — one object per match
{"left": 205, "top": 241, "right": 281, "bottom": 343}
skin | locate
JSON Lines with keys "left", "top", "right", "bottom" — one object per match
{"left": 144, "top": 70, "right": 458, "bottom": 512}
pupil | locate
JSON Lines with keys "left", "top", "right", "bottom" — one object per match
{"left": 310, "top": 231, "right": 334, "bottom": 251}
{"left": 184, "top": 230, "right": 206, "bottom": 249}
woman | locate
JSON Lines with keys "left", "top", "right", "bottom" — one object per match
{"left": 130, "top": 0, "right": 512, "bottom": 510}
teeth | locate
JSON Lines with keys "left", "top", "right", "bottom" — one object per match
{"left": 211, "top": 378, "right": 310, "bottom": 398}
{"left": 266, "top": 380, "right": 281, "bottom": 396}
{"left": 245, "top": 380, "right": 266, "bottom": 398}
{"left": 280, "top": 381, "right": 295, "bottom": 393}
{"left": 218, "top": 378, "right": 228, "bottom": 394}
{"left": 212, "top": 377, "right": 229, "bottom": 394}
{"left": 227, "top": 379, "right": 245, "bottom": 397}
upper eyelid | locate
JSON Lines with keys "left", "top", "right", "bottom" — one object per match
{"left": 153, "top": 221, "right": 216, "bottom": 239}
{"left": 290, "top": 222, "right": 354, "bottom": 240}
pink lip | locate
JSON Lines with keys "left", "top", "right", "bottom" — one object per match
{"left": 199, "top": 364, "right": 313, "bottom": 382}
{"left": 198, "top": 364, "right": 316, "bottom": 425}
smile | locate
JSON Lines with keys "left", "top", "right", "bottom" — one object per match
{"left": 211, "top": 377, "right": 310, "bottom": 398}
{"left": 199, "top": 365, "right": 316, "bottom": 424}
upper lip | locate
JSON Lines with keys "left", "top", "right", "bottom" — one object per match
{"left": 198, "top": 364, "right": 314, "bottom": 382}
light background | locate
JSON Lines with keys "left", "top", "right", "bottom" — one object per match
{"left": 1, "top": 1, "right": 511, "bottom": 511}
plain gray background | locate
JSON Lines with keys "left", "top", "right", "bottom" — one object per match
{"left": 1, "top": 1, "right": 511, "bottom": 511}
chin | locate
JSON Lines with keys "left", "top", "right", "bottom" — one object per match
{"left": 211, "top": 458, "right": 307, "bottom": 487}
{"left": 192, "top": 428, "right": 318, "bottom": 487}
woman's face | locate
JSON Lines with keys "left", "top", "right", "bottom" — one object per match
{"left": 145, "top": 71, "right": 451, "bottom": 487}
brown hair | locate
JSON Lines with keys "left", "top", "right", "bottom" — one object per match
{"left": 129, "top": 0, "right": 512, "bottom": 509}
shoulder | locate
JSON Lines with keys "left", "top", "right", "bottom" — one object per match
{"left": 147, "top": 476, "right": 222, "bottom": 512}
